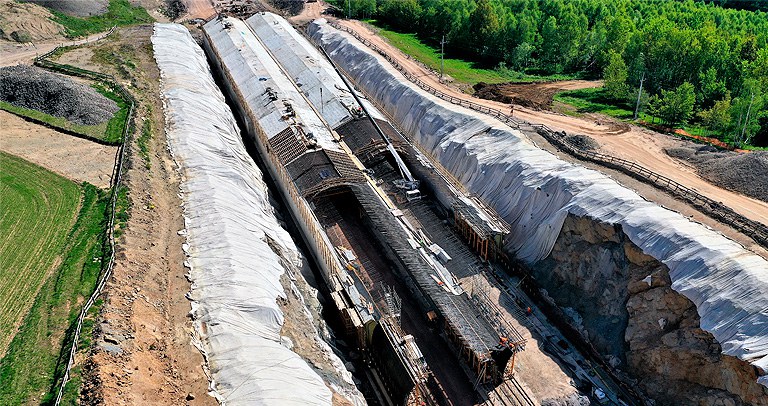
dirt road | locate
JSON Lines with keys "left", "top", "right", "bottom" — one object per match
{"left": 0, "top": 111, "right": 117, "bottom": 188}
{"left": 0, "top": 30, "right": 113, "bottom": 67}
{"left": 336, "top": 19, "right": 768, "bottom": 228}
{"left": 181, "top": 0, "right": 215, "bottom": 20}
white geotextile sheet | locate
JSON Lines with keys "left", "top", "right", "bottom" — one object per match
{"left": 309, "top": 19, "right": 768, "bottom": 385}
{"left": 246, "top": 12, "right": 358, "bottom": 129}
{"left": 204, "top": 17, "right": 340, "bottom": 153}
{"left": 152, "top": 23, "right": 333, "bottom": 405}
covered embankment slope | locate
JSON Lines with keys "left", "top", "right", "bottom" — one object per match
{"left": 152, "top": 23, "right": 360, "bottom": 406}
{"left": 309, "top": 19, "right": 768, "bottom": 404}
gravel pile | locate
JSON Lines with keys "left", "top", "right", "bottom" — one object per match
{"left": 542, "top": 392, "right": 591, "bottom": 406}
{"left": 565, "top": 134, "right": 600, "bottom": 151}
{"left": 0, "top": 65, "right": 119, "bottom": 125}
{"left": 666, "top": 145, "right": 768, "bottom": 202}
{"left": 23, "top": 0, "right": 107, "bottom": 17}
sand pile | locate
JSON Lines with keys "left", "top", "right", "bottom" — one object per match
{"left": 0, "top": 65, "right": 119, "bottom": 125}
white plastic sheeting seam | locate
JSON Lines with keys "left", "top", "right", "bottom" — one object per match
{"left": 152, "top": 23, "right": 335, "bottom": 405}
{"left": 308, "top": 19, "right": 768, "bottom": 386}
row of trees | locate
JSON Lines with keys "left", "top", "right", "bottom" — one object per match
{"left": 344, "top": 0, "right": 768, "bottom": 146}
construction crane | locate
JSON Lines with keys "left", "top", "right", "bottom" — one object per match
{"left": 316, "top": 43, "right": 422, "bottom": 201}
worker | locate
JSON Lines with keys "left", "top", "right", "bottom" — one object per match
{"left": 526, "top": 306, "right": 532, "bottom": 316}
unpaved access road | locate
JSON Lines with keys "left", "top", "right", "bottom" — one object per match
{"left": 0, "top": 30, "right": 113, "bottom": 67}
{"left": 336, "top": 19, "right": 768, "bottom": 229}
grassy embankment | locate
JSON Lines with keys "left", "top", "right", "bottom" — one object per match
{"left": 0, "top": 83, "right": 129, "bottom": 145}
{"left": 0, "top": 152, "right": 115, "bottom": 405}
{"left": 552, "top": 87, "right": 756, "bottom": 146}
{"left": 51, "top": 0, "right": 153, "bottom": 38}
{"left": 368, "top": 21, "right": 576, "bottom": 86}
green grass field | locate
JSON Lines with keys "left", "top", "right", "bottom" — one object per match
{"left": 51, "top": 0, "right": 153, "bottom": 38}
{"left": 371, "top": 22, "right": 577, "bottom": 86}
{"left": 0, "top": 152, "right": 81, "bottom": 356}
{"left": 554, "top": 87, "right": 638, "bottom": 118}
{"left": 0, "top": 152, "right": 109, "bottom": 405}
{"left": 0, "top": 83, "right": 128, "bottom": 145}
{"left": 553, "top": 87, "right": 728, "bottom": 144}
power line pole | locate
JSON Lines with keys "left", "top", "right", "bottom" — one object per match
{"left": 347, "top": 0, "right": 351, "bottom": 19}
{"left": 633, "top": 70, "right": 645, "bottom": 121}
{"left": 740, "top": 92, "right": 755, "bottom": 146}
{"left": 440, "top": 34, "right": 447, "bottom": 80}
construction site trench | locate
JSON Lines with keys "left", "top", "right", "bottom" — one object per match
{"left": 147, "top": 12, "right": 768, "bottom": 406}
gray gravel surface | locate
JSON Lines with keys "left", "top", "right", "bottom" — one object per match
{"left": 666, "top": 145, "right": 768, "bottom": 202}
{"left": 542, "top": 392, "right": 591, "bottom": 406}
{"left": 23, "top": 0, "right": 108, "bottom": 17}
{"left": 565, "top": 134, "right": 600, "bottom": 151}
{"left": 0, "top": 65, "right": 118, "bottom": 125}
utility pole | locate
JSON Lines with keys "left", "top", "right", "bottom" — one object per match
{"left": 633, "top": 70, "right": 645, "bottom": 121}
{"left": 633, "top": 52, "right": 645, "bottom": 121}
{"left": 740, "top": 92, "right": 755, "bottom": 146}
{"left": 347, "top": 0, "right": 351, "bottom": 19}
{"left": 440, "top": 34, "right": 447, "bottom": 80}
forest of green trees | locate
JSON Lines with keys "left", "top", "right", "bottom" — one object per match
{"left": 343, "top": 0, "right": 768, "bottom": 147}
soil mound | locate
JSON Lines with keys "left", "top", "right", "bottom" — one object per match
{"left": 666, "top": 146, "right": 768, "bottom": 202}
{"left": 474, "top": 81, "right": 550, "bottom": 110}
{"left": 0, "top": 0, "right": 64, "bottom": 42}
{"left": 474, "top": 80, "right": 602, "bottom": 111}
{"left": 24, "top": 0, "right": 108, "bottom": 17}
{"left": 564, "top": 134, "right": 599, "bottom": 151}
{"left": 0, "top": 65, "right": 119, "bottom": 125}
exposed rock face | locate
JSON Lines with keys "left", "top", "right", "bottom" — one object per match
{"left": 533, "top": 214, "right": 768, "bottom": 405}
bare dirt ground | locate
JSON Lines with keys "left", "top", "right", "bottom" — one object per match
{"left": 0, "top": 0, "right": 64, "bottom": 42}
{"left": 134, "top": 0, "right": 172, "bottom": 23}
{"left": 181, "top": 0, "right": 215, "bottom": 20}
{"left": 336, "top": 19, "right": 768, "bottom": 231}
{"left": 474, "top": 80, "right": 602, "bottom": 110}
{"left": 0, "top": 0, "right": 128, "bottom": 68}
{"left": 0, "top": 110, "right": 116, "bottom": 188}
{"left": 288, "top": 0, "right": 325, "bottom": 25}
{"left": 0, "top": 30, "right": 112, "bottom": 68}
{"left": 48, "top": 26, "right": 215, "bottom": 405}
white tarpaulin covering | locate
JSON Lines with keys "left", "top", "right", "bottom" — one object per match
{"left": 246, "top": 12, "right": 360, "bottom": 129}
{"left": 204, "top": 17, "right": 340, "bottom": 153}
{"left": 308, "top": 19, "right": 768, "bottom": 385}
{"left": 152, "top": 23, "right": 337, "bottom": 405}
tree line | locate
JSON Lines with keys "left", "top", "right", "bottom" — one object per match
{"left": 344, "top": 0, "right": 768, "bottom": 146}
